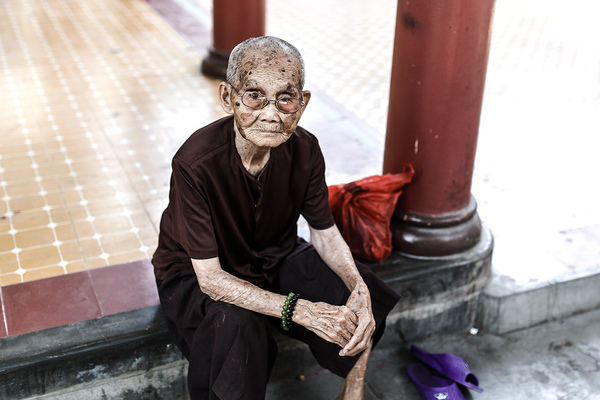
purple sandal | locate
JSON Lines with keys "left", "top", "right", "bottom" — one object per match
{"left": 411, "top": 345, "right": 483, "bottom": 392}
{"left": 406, "top": 363, "right": 466, "bottom": 400}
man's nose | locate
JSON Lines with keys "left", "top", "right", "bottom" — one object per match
{"left": 260, "top": 100, "right": 281, "bottom": 121}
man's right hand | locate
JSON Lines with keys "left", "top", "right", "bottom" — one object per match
{"left": 293, "top": 300, "right": 360, "bottom": 350}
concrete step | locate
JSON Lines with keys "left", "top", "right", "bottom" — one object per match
{"left": 477, "top": 268, "right": 600, "bottom": 335}
{"left": 1, "top": 307, "right": 186, "bottom": 400}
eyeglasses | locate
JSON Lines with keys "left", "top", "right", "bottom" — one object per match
{"left": 228, "top": 82, "right": 305, "bottom": 114}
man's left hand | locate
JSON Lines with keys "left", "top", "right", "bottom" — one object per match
{"left": 340, "top": 283, "right": 375, "bottom": 357}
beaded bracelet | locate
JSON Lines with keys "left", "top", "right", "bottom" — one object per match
{"left": 281, "top": 292, "right": 300, "bottom": 331}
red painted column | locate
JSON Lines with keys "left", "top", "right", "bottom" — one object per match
{"left": 201, "top": 0, "right": 266, "bottom": 79}
{"left": 383, "top": 0, "right": 495, "bottom": 256}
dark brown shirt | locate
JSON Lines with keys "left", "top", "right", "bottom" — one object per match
{"left": 152, "top": 116, "right": 335, "bottom": 287}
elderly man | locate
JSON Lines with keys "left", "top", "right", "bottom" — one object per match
{"left": 152, "top": 36, "right": 400, "bottom": 400}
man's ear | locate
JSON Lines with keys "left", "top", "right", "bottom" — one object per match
{"left": 301, "top": 90, "right": 312, "bottom": 109}
{"left": 218, "top": 81, "right": 234, "bottom": 114}
{"left": 296, "top": 90, "right": 311, "bottom": 118}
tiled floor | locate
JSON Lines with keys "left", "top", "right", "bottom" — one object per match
{"left": 0, "top": 0, "right": 225, "bottom": 287}
{"left": 1, "top": 0, "right": 600, "bottom": 339}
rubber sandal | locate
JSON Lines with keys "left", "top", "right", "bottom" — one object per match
{"left": 411, "top": 345, "right": 483, "bottom": 392}
{"left": 406, "top": 363, "right": 466, "bottom": 400}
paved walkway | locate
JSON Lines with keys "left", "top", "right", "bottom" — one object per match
{"left": 267, "top": 307, "right": 600, "bottom": 399}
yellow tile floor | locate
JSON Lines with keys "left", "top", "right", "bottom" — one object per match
{"left": 0, "top": 0, "right": 226, "bottom": 285}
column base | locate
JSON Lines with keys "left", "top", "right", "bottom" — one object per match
{"left": 366, "top": 225, "right": 493, "bottom": 342}
{"left": 200, "top": 46, "right": 229, "bottom": 80}
{"left": 391, "top": 196, "right": 482, "bottom": 257}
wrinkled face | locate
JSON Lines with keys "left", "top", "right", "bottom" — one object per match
{"left": 220, "top": 52, "right": 310, "bottom": 148}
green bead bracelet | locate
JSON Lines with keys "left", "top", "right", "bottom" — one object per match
{"left": 281, "top": 292, "right": 299, "bottom": 331}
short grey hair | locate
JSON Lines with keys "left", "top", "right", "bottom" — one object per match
{"left": 227, "top": 36, "right": 306, "bottom": 90}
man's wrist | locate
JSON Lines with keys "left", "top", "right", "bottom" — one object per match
{"left": 291, "top": 299, "right": 311, "bottom": 326}
{"left": 350, "top": 279, "right": 368, "bottom": 294}
{"left": 342, "top": 273, "right": 364, "bottom": 292}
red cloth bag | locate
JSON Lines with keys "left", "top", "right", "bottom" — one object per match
{"left": 328, "top": 165, "right": 414, "bottom": 262}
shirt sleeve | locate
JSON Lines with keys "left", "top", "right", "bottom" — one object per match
{"left": 301, "top": 138, "right": 336, "bottom": 230}
{"left": 169, "top": 157, "right": 219, "bottom": 260}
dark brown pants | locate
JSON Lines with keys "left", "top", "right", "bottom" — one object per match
{"left": 156, "top": 240, "right": 400, "bottom": 400}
